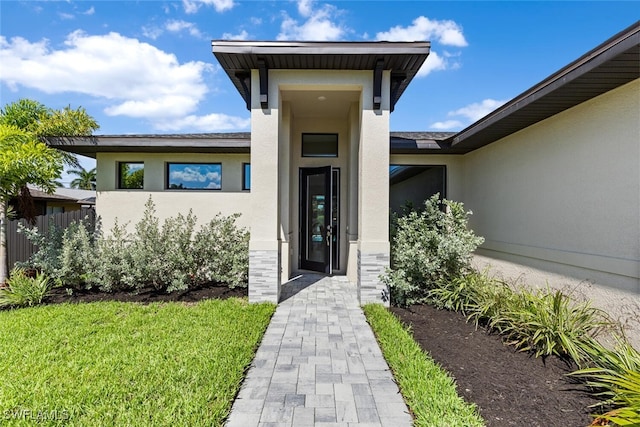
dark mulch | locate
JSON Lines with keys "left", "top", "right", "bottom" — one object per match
{"left": 391, "top": 304, "right": 600, "bottom": 427}
{"left": 46, "top": 283, "right": 247, "bottom": 305}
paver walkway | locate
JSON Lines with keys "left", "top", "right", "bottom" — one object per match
{"left": 226, "top": 274, "right": 412, "bottom": 427}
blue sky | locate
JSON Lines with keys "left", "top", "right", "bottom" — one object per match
{"left": 1, "top": 1, "right": 637, "bottom": 184}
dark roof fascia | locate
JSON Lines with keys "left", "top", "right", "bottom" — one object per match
{"left": 49, "top": 133, "right": 251, "bottom": 158}
{"left": 211, "top": 40, "right": 430, "bottom": 111}
{"left": 389, "top": 132, "right": 466, "bottom": 154}
{"left": 51, "top": 132, "right": 471, "bottom": 156}
{"left": 450, "top": 21, "right": 640, "bottom": 151}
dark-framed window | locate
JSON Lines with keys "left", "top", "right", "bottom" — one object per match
{"left": 166, "top": 163, "right": 222, "bottom": 190}
{"left": 302, "top": 133, "right": 338, "bottom": 157}
{"left": 389, "top": 165, "right": 447, "bottom": 214}
{"left": 242, "top": 163, "right": 251, "bottom": 190}
{"left": 118, "top": 162, "right": 144, "bottom": 189}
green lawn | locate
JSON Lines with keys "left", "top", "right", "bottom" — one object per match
{"left": 363, "top": 304, "right": 485, "bottom": 427}
{"left": 0, "top": 298, "right": 275, "bottom": 426}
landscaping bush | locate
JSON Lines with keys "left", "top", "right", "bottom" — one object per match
{"left": 382, "top": 194, "right": 484, "bottom": 306}
{"left": 0, "top": 268, "right": 53, "bottom": 308}
{"left": 429, "top": 271, "right": 611, "bottom": 363}
{"left": 192, "top": 213, "right": 249, "bottom": 288}
{"left": 571, "top": 337, "right": 640, "bottom": 426}
{"left": 20, "top": 197, "right": 249, "bottom": 292}
{"left": 493, "top": 287, "right": 611, "bottom": 363}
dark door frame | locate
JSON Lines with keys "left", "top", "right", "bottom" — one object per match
{"left": 299, "top": 166, "right": 337, "bottom": 274}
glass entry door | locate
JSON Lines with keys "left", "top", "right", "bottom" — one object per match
{"left": 300, "top": 167, "right": 339, "bottom": 274}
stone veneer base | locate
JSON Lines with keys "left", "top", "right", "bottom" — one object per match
{"left": 248, "top": 249, "right": 280, "bottom": 303}
{"left": 357, "top": 250, "right": 390, "bottom": 306}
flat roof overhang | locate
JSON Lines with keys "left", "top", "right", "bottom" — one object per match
{"left": 48, "top": 133, "right": 251, "bottom": 158}
{"left": 49, "top": 131, "right": 465, "bottom": 157}
{"left": 211, "top": 40, "right": 430, "bottom": 111}
{"left": 450, "top": 21, "right": 640, "bottom": 152}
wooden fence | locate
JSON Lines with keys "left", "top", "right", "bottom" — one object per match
{"left": 7, "top": 208, "right": 96, "bottom": 268}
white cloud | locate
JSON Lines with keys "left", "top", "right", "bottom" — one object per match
{"left": 182, "top": 0, "right": 234, "bottom": 14}
{"left": 0, "top": 31, "right": 234, "bottom": 130}
{"left": 156, "top": 113, "right": 250, "bottom": 132}
{"left": 429, "top": 98, "right": 508, "bottom": 130}
{"left": 376, "top": 16, "right": 468, "bottom": 77}
{"left": 277, "top": 1, "right": 347, "bottom": 41}
{"left": 166, "top": 20, "right": 204, "bottom": 38}
{"left": 83, "top": 7, "right": 95, "bottom": 16}
{"left": 142, "top": 26, "right": 163, "bottom": 40}
{"left": 375, "top": 16, "right": 467, "bottom": 46}
{"left": 416, "top": 50, "right": 446, "bottom": 77}
{"left": 142, "top": 20, "right": 206, "bottom": 40}
{"left": 298, "top": 0, "right": 314, "bottom": 17}
{"left": 222, "top": 30, "right": 249, "bottom": 40}
{"left": 450, "top": 99, "right": 507, "bottom": 122}
{"left": 430, "top": 120, "right": 463, "bottom": 131}
{"left": 59, "top": 12, "right": 75, "bottom": 20}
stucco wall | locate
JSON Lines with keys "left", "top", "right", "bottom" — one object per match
{"left": 95, "top": 152, "right": 252, "bottom": 232}
{"left": 462, "top": 79, "right": 640, "bottom": 292}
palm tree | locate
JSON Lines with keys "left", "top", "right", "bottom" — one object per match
{"left": 68, "top": 166, "right": 96, "bottom": 190}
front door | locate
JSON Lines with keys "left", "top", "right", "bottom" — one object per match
{"left": 300, "top": 167, "right": 339, "bottom": 274}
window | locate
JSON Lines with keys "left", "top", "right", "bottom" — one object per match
{"left": 166, "top": 163, "right": 222, "bottom": 190}
{"left": 302, "top": 133, "right": 338, "bottom": 157}
{"left": 389, "top": 165, "right": 446, "bottom": 214}
{"left": 242, "top": 163, "right": 251, "bottom": 190}
{"left": 118, "top": 162, "right": 144, "bottom": 189}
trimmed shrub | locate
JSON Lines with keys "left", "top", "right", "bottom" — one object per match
{"left": 192, "top": 213, "right": 249, "bottom": 288}
{"left": 20, "top": 197, "right": 249, "bottom": 292}
{"left": 382, "top": 194, "right": 484, "bottom": 306}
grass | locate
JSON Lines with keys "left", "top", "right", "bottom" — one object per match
{"left": 363, "top": 304, "right": 484, "bottom": 427}
{"left": 0, "top": 298, "right": 275, "bottom": 426}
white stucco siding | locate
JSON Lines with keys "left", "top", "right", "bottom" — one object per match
{"left": 462, "top": 79, "right": 640, "bottom": 290}
{"left": 96, "top": 191, "right": 252, "bottom": 233}
{"left": 95, "top": 152, "right": 252, "bottom": 232}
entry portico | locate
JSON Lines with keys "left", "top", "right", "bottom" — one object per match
{"left": 212, "top": 41, "right": 430, "bottom": 304}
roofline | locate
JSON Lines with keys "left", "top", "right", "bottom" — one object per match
{"left": 451, "top": 20, "right": 640, "bottom": 147}
{"left": 49, "top": 134, "right": 251, "bottom": 158}
{"left": 211, "top": 40, "right": 430, "bottom": 112}
{"left": 211, "top": 40, "right": 431, "bottom": 55}
{"left": 50, "top": 132, "right": 466, "bottom": 156}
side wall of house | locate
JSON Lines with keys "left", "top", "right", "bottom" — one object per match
{"left": 95, "top": 152, "right": 252, "bottom": 232}
{"left": 462, "top": 79, "right": 640, "bottom": 293}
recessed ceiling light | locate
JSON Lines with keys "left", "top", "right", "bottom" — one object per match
{"left": 317, "top": 96, "right": 327, "bottom": 101}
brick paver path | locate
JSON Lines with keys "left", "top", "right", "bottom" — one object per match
{"left": 226, "top": 274, "right": 412, "bottom": 427}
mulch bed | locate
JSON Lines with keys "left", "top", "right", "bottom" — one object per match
{"left": 391, "top": 304, "right": 601, "bottom": 427}
{"left": 46, "top": 283, "right": 247, "bottom": 305}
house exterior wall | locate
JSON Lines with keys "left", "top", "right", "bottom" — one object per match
{"left": 95, "top": 152, "right": 252, "bottom": 232}
{"left": 462, "top": 79, "right": 640, "bottom": 293}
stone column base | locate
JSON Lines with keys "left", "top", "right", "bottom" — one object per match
{"left": 357, "top": 250, "right": 390, "bottom": 306}
{"left": 248, "top": 249, "right": 280, "bottom": 303}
